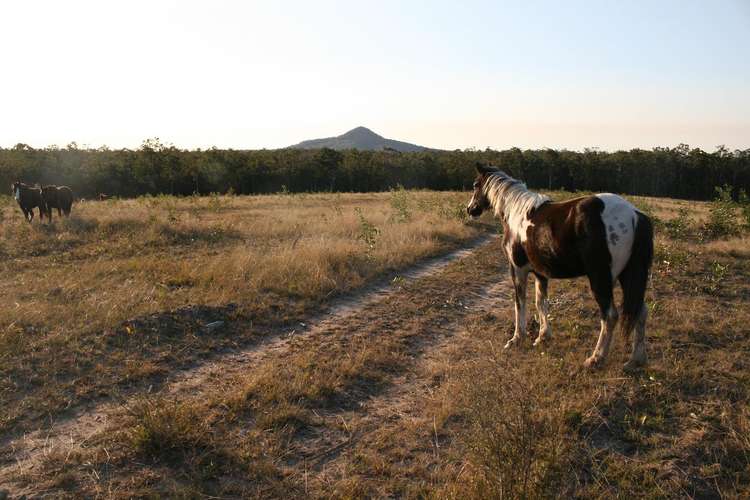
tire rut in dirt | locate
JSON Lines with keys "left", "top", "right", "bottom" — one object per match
{"left": 285, "top": 280, "right": 513, "bottom": 490}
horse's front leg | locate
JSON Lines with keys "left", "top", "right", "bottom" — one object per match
{"left": 533, "top": 275, "right": 552, "bottom": 346}
{"left": 505, "top": 264, "right": 529, "bottom": 349}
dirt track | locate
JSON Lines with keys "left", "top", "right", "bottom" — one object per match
{"left": 1, "top": 233, "right": 510, "bottom": 496}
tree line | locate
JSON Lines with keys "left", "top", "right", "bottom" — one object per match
{"left": 1, "top": 140, "right": 748, "bottom": 201}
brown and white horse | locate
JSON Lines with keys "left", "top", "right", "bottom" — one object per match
{"left": 12, "top": 181, "right": 47, "bottom": 223}
{"left": 466, "top": 164, "right": 653, "bottom": 370}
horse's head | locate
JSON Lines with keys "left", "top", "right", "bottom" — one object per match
{"left": 466, "top": 163, "right": 498, "bottom": 218}
{"left": 11, "top": 181, "right": 21, "bottom": 201}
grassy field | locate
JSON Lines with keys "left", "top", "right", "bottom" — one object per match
{"left": 1, "top": 189, "right": 749, "bottom": 498}
{"left": 0, "top": 190, "right": 484, "bottom": 437}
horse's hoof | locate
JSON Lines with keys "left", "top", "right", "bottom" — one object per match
{"left": 583, "top": 356, "right": 602, "bottom": 370}
{"left": 533, "top": 334, "right": 550, "bottom": 347}
{"left": 504, "top": 337, "right": 520, "bottom": 349}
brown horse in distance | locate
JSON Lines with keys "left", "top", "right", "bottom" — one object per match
{"left": 41, "top": 185, "right": 74, "bottom": 221}
{"left": 12, "top": 182, "right": 47, "bottom": 223}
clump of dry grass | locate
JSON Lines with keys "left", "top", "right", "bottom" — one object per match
{"left": 437, "top": 358, "right": 578, "bottom": 499}
{"left": 125, "top": 397, "right": 213, "bottom": 464}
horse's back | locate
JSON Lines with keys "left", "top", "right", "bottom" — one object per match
{"left": 526, "top": 193, "right": 641, "bottom": 279}
{"left": 42, "top": 185, "right": 74, "bottom": 211}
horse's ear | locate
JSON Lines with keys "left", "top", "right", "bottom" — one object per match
{"left": 475, "top": 162, "right": 495, "bottom": 175}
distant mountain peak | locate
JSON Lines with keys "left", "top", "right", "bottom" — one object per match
{"left": 341, "top": 126, "right": 382, "bottom": 139}
{"left": 289, "top": 126, "right": 432, "bottom": 152}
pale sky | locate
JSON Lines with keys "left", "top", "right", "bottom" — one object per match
{"left": 1, "top": 0, "right": 748, "bottom": 151}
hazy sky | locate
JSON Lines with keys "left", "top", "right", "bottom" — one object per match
{"left": 1, "top": 0, "right": 748, "bottom": 151}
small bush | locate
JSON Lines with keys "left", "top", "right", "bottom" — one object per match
{"left": 207, "top": 192, "right": 228, "bottom": 212}
{"left": 739, "top": 189, "right": 750, "bottom": 228}
{"left": 654, "top": 243, "right": 690, "bottom": 277}
{"left": 389, "top": 184, "right": 412, "bottom": 222}
{"left": 437, "top": 201, "right": 469, "bottom": 222}
{"left": 702, "top": 261, "right": 729, "bottom": 295}
{"left": 701, "top": 185, "right": 740, "bottom": 240}
{"left": 355, "top": 207, "right": 380, "bottom": 251}
{"left": 664, "top": 208, "right": 693, "bottom": 240}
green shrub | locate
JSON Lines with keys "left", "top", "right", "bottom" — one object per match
{"left": 355, "top": 208, "right": 380, "bottom": 251}
{"left": 701, "top": 185, "right": 739, "bottom": 240}
{"left": 702, "top": 261, "right": 729, "bottom": 295}
{"left": 437, "top": 201, "right": 469, "bottom": 222}
{"left": 739, "top": 189, "right": 750, "bottom": 229}
{"left": 389, "top": 184, "right": 412, "bottom": 222}
{"left": 664, "top": 208, "right": 692, "bottom": 240}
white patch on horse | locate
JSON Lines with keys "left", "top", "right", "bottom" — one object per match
{"left": 14, "top": 187, "right": 20, "bottom": 201}
{"left": 484, "top": 172, "right": 548, "bottom": 242}
{"left": 596, "top": 193, "right": 637, "bottom": 279}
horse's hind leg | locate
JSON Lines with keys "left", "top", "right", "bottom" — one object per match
{"left": 584, "top": 270, "right": 618, "bottom": 369}
{"left": 505, "top": 264, "right": 529, "bottom": 349}
{"left": 623, "top": 305, "right": 647, "bottom": 371}
{"left": 533, "top": 275, "right": 551, "bottom": 346}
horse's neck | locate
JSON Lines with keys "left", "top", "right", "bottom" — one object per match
{"left": 493, "top": 184, "right": 546, "bottom": 240}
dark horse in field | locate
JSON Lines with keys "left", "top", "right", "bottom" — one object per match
{"left": 466, "top": 164, "right": 653, "bottom": 370}
{"left": 41, "top": 185, "right": 74, "bottom": 220}
{"left": 12, "top": 181, "right": 47, "bottom": 223}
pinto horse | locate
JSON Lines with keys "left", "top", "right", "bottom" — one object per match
{"left": 12, "top": 181, "right": 47, "bottom": 223}
{"left": 466, "top": 164, "right": 653, "bottom": 370}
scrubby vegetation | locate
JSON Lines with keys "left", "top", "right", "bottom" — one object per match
{"left": 0, "top": 191, "right": 486, "bottom": 438}
{"left": 2, "top": 189, "right": 749, "bottom": 498}
{"left": 2, "top": 140, "right": 749, "bottom": 200}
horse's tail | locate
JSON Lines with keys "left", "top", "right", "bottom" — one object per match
{"left": 619, "top": 210, "right": 653, "bottom": 337}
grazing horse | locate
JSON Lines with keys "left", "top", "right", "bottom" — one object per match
{"left": 466, "top": 164, "right": 653, "bottom": 370}
{"left": 11, "top": 181, "right": 47, "bottom": 223}
{"left": 41, "top": 185, "right": 74, "bottom": 221}
{"left": 98, "top": 193, "right": 109, "bottom": 201}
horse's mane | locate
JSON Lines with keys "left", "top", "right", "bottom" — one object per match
{"left": 483, "top": 171, "right": 549, "bottom": 237}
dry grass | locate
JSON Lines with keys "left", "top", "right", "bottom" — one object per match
{"left": 7, "top": 239, "right": 504, "bottom": 498}
{"left": 0, "top": 190, "right": 485, "bottom": 435}
{"left": 4, "top": 190, "right": 750, "bottom": 498}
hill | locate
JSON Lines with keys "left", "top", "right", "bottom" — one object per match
{"left": 289, "top": 126, "right": 432, "bottom": 152}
